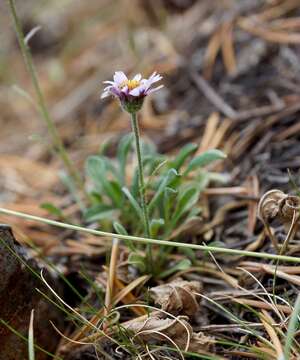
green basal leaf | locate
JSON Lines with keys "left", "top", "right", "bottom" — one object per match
{"left": 117, "top": 133, "right": 134, "bottom": 183}
{"left": 180, "top": 247, "right": 196, "bottom": 262}
{"left": 122, "top": 187, "right": 144, "bottom": 222}
{"left": 163, "top": 186, "right": 177, "bottom": 224}
{"left": 82, "top": 139, "right": 228, "bottom": 275}
{"left": 141, "top": 139, "right": 157, "bottom": 157}
{"left": 128, "top": 253, "right": 146, "bottom": 273}
{"left": 171, "top": 143, "right": 198, "bottom": 170}
{"left": 142, "top": 155, "right": 162, "bottom": 175}
{"left": 192, "top": 172, "right": 210, "bottom": 192}
{"left": 130, "top": 167, "right": 140, "bottom": 200}
{"left": 149, "top": 158, "right": 168, "bottom": 178}
{"left": 184, "top": 149, "right": 226, "bottom": 176}
{"left": 99, "top": 138, "right": 112, "bottom": 155}
{"left": 171, "top": 185, "right": 200, "bottom": 227}
{"left": 86, "top": 156, "right": 122, "bottom": 206}
{"left": 113, "top": 221, "right": 128, "bottom": 235}
{"left": 109, "top": 180, "right": 124, "bottom": 205}
{"left": 113, "top": 221, "right": 136, "bottom": 251}
{"left": 176, "top": 258, "right": 192, "bottom": 270}
{"left": 158, "top": 259, "right": 192, "bottom": 278}
{"left": 87, "top": 211, "right": 118, "bottom": 224}
{"left": 85, "top": 155, "right": 106, "bottom": 190}
{"left": 101, "top": 157, "right": 120, "bottom": 182}
{"left": 84, "top": 204, "right": 118, "bottom": 223}
{"left": 40, "top": 202, "right": 63, "bottom": 218}
{"left": 140, "top": 141, "right": 160, "bottom": 174}
{"left": 150, "top": 218, "right": 165, "bottom": 238}
{"left": 89, "top": 191, "right": 102, "bottom": 204}
{"left": 187, "top": 208, "right": 202, "bottom": 218}
{"left": 148, "top": 155, "right": 167, "bottom": 175}
{"left": 148, "top": 168, "right": 178, "bottom": 213}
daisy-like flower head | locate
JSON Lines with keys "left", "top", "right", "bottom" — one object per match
{"left": 101, "top": 71, "right": 163, "bottom": 113}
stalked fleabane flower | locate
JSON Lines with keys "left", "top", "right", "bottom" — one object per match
{"left": 101, "top": 71, "right": 163, "bottom": 113}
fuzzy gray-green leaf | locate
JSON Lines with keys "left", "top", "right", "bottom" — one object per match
{"left": 184, "top": 149, "right": 226, "bottom": 175}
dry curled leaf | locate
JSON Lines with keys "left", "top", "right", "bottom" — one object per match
{"left": 258, "top": 189, "right": 300, "bottom": 227}
{"left": 257, "top": 189, "right": 300, "bottom": 251}
{"left": 258, "top": 189, "right": 287, "bottom": 221}
{"left": 125, "top": 313, "right": 192, "bottom": 342}
{"left": 124, "top": 313, "right": 214, "bottom": 353}
{"left": 150, "top": 278, "right": 201, "bottom": 317}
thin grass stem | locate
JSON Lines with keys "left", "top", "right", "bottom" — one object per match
{"left": 7, "top": 0, "right": 84, "bottom": 192}
{"left": 0, "top": 319, "right": 62, "bottom": 360}
{"left": 284, "top": 294, "right": 300, "bottom": 359}
{"left": 2, "top": 207, "right": 300, "bottom": 263}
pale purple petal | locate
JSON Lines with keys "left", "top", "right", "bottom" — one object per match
{"left": 148, "top": 72, "right": 161, "bottom": 82}
{"left": 149, "top": 72, "right": 162, "bottom": 83}
{"left": 153, "top": 75, "right": 162, "bottom": 83}
{"left": 146, "top": 84, "right": 164, "bottom": 94}
{"left": 139, "top": 79, "right": 148, "bottom": 87}
{"left": 144, "top": 73, "right": 163, "bottom": 91}
{"left": 129, "top": 88, "right": 140, "bottom": 96}
{"left": 121, "top": 84, "right": 128, "bottom": 92}
{"left": 101, "top": 71, "right": 162, "bottom": 108}
{"left": 110, "top": 86, "right": 122, "bottom": 97}
{"left": 129, "top": 84, "right": 146, "bottom": 96}
{"left": 113, "top": 71, "right": 127, "bottom": 85}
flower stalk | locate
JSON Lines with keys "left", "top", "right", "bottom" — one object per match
{"left": 130, "top": 112, "right": 153, "bottom": 270}
{"left": 101, "top": 71, "right": 163, "bottom": 272}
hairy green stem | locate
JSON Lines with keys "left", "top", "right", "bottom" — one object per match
{"left": 7, "top": 0, "right": 84, "bottom": 192}
{"left": 130, "top": 112, "right": 153, "bottom": 270}
{"left": 1, "top": 207, "right": 300, "bottom": 264}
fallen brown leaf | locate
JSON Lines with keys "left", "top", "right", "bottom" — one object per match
{"left": 150, "top": 278, "right": 201, "bottom": 317}
{"left": 124, "top": 313, "right": 214, "bottom": 353}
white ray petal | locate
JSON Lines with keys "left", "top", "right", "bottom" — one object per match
{"left": 133, "top": 73, "right": 142, "bottom": 81}
{"left": 113, "top": 71, "right": 127, "bottom": 85}
{"left": 147, "top": 84, "right": 164, "bottom": 94}
{"left": 101, "top": 91, "right": 110, "bottom": 99}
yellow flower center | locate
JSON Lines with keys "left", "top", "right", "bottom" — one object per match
{"left": 121, "top": 79, "right": 140, "bottom": 90}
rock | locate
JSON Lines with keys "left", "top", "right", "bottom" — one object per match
{"left": 0, "top": 224, "right": 63, "bottom": 360}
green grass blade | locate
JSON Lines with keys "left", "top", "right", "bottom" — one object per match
{"left": 0, "top": 319, "right": 62, "bottom": 360}
{"left": 284, "top": 294, "right": 300, "bottom": 359}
